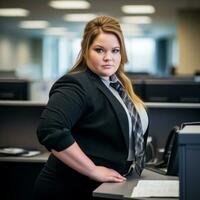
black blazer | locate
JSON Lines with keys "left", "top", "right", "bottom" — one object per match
{"left": 37, "top": 68, "right": 148, "bottom": 171}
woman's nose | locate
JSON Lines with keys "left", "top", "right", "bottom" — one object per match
{"left": 103, "top": 52, "right": 112, "bottom": 61}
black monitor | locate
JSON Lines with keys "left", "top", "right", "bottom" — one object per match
{"left": 144, "top": 79, "right": 200, "bottom": 103}
{"left": 0, "top": 79, "right": 29, "bottom": 100}
{"left": 166, "top": 127, "right": 179, "bottom": 176}
{"left": 0, "top": 102, "right": 46, "bottom": 151}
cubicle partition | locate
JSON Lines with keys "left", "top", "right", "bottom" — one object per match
{"left": 146, "top": 103, "right": 200, "bottom": 161}
{"left": 0, "top": 101, "right": 47, "bottom": 200}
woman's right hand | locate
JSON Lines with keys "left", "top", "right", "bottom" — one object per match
{"left": 89, "top": 165, "right": 126, "bottom": 183}
{"left": 52, "top": 144, "right": 126, "bottom": 183}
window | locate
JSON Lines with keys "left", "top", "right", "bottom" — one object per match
{"left": 125, "top": 38, "right": 156, "bottom": 74}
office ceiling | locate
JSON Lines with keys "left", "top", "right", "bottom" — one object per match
{"left": 0, "top": 0, "right": 200, "bottom": 38}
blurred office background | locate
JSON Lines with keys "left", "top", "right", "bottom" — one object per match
{"left": 0, "top": 0, "right": 200, "bottom": 102}
{"left": 1, "top": 2, "right": 200, "bottom": 199}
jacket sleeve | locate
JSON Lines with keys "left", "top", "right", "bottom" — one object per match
{"left": 37, "top": 75, "right": 88, "bottom": 151}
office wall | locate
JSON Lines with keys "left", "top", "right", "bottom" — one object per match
{"left": 177, "top": 9, "right": 200, "bottom": 75}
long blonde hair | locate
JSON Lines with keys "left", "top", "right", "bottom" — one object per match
{"left": 69, "top": 16, "right": 144, "bottom": 107}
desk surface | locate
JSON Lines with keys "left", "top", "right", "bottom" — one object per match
{"left": 0, "top": 152, "right": 49, "bottom": 163}
{"left": 93, "top": 169, "right": 178, "bottom": 200}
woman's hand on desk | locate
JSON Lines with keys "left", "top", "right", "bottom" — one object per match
{"left": 52, "top": 143, "right": 126, "bottom": 183}
{"left": 89, "top": 166, "right": 126, "bottom": 183}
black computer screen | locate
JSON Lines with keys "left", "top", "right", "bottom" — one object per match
{"left": 0, "top": 79, "right": 29, "bottom": 100}
{"left": 167, "top": 129, "right": 179, "bottom": 176}
{"left": 144, "top": 80, "right": 200, "bottom": 103}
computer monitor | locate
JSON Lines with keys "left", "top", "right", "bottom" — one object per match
{"left": 0, "top": 79, "right": 29, "bottom": 100}
{"left": 166, "top": 128, "right": 179, "bottom": 176}
{"left": 0, "top": 102, "right": 46, "bottom": 151}
{"left": 144, "top": 79, "right": 200, "bottom": 103}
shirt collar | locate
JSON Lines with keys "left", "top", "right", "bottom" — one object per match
{"left": 109, "top": 74, "right": 119, "bottom": 83}
{"left": 100, "top": 74, "right": 119, "bottom": 87}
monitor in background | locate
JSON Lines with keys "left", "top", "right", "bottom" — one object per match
{"left": 0, "top": 70, "right": 16, "bottom": 78}
{"left": 144, "top": 79, "right": 200, "bottom": 103}
{"left": 0, "top": 79, "right": 29, "bottom": 100}
{"left": 0, "top": 103, "right": 46, "bottom": 151}
{"left": 166, "top": 127, "right": 179, "bottom": 176}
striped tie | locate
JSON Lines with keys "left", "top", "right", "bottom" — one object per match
{"left": 110, "top": 81, "right": 145, "bottom": 176}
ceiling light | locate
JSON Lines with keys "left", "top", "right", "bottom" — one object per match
{"left": 63, "top": 13, "right": 97, "bottom": 22}
{"left": 45, "top": 27, "right": 78, "bottom": 37}
{"left": 45, "top": 27, "right": 68, "bottom": 35}
{"left": 0, "top": 8, "right": 29, "bottom": 17}
{"left": 121, "top": 24, "right": 142, "bottom": 36}
{"left": 121, "top": 16, "right": 152, "bottom": 24}
{"left": 122, "top": 5, "right": 155, "bottom": 14}
{"left": 49, "top": 0, "right": 90, "bottom": 9}
{"left": 19, "top": 20, "right": 49, "bottom": 29}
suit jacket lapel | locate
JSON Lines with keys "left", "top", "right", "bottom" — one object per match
{"left": 87, "top": 70, "right": 129, "bottom": 150}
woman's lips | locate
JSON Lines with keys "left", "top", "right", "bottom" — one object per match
{"left": 102, "top": 64, "right": 112, "bottom": 68}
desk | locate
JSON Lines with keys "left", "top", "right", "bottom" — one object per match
{"left": 0, "top": 152, "right": 49, "bottom": 163}
{"left": 0, "top": 153, "right": 49, "bottom": 200}
{"left": 93, "top": 169, "right": 178, "bottom": 200}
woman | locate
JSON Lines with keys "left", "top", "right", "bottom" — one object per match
{"left": 34, "top": 16, "right": 149, "bottom": 200}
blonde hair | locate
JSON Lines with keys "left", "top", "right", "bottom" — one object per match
{"left": 69, "top": 16, "right": 144, "bottom": 107}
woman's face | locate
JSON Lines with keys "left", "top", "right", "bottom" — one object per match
{"left": 86, "top": 32, "right": 121, "bottom": 79}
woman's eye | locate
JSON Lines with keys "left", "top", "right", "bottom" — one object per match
{"left": 112, "top": 49, "right": 120, "bottom": 53}
{"left": 95, "top": 48, "right": 104, "bottom": 53}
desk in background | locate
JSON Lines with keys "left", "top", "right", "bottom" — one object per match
{"left": 93, "top": 169, "right": 178, "bottom": 200}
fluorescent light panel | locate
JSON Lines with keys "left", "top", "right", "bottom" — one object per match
{"left": 0, "top": 8, "right": 29, "bottom": 17}
{"left": 122, "top": 5, "right": 155, "bottom": 14}
{"left": 121, "top": 16, "right": 152, "bottom": 24}
{"left": 64, "top": 13, "right": 97, "bottom": 22}
{"left": 121, "top": 24, "right": 142, "bottom": 36}
{"left": 49, "top": 0, "right": 90, "bottom": 9}
{"left": 19, "top": 20, "right": 49, "bottom": 29}
{"left": 45, "top": 27, "right": 68, "bottom": 35}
